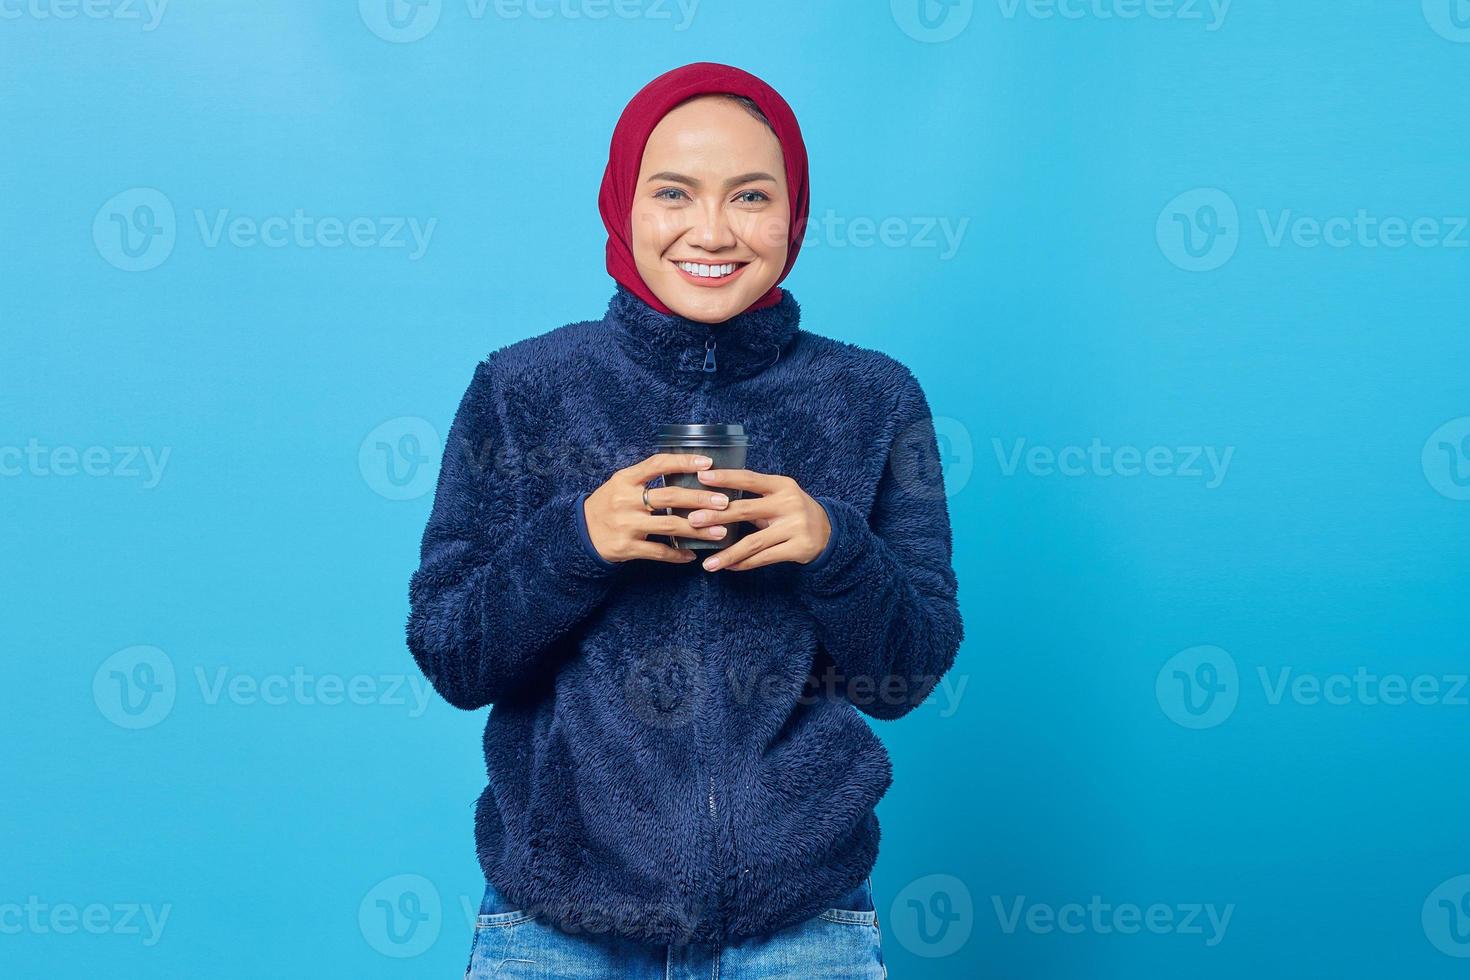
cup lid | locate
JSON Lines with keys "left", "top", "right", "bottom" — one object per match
{"left": 655, "top": 423, "right": 748, "bottom": 446}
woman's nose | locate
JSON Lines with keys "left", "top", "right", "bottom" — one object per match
{"left": 687, "top": 203, "right": 737, "bottom": 250}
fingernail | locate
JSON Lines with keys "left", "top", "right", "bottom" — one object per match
{"left": 709, "top": 494, "right": 728, "bottom": 506}
{"left": 703, "top": 556, "right": 720, "bottom": 570}
{"left": 695, "top": 455, "right": 712, "bottom": 466}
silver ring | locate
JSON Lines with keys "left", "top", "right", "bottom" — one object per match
{"left": 642, "top": 485, "right": 655, "bottom": 513}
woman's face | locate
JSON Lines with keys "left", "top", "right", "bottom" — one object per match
{"left": 630, "top": 96, "right": 790, "bottom": 324}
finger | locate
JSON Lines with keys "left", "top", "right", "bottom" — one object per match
{"left": 646, "top": 484, "right": 733, "bottom": 512}
{"left": 624, "top": 453, "right": 712, "bottom": 484}
{"left": 636, "top": 514, "right": 731, "bottom": 542}
{"left": 702, "top": 526, "right": 784, "bottom": 570}
{"left": 695, "top": 468, "right": 782, "bottom": 494}
{"left": 685, "top": 496, "right": 779, "bottom": 527}
{"left": 720, "top": 540, "right": 805, "bottom": 571}
{"left": 624, "top": 539, "right": 698, "bottom": 563}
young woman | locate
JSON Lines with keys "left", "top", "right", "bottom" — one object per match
{"left": 407, "top": 61, "right": 963, "bottom": 979}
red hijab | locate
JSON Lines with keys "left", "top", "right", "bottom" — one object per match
{"left": 598, "top": 62, "right": 810, "bottom": 317}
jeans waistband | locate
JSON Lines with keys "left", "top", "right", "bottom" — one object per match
{"left": 478, "top": 874, "right": 875, "bottom": 918}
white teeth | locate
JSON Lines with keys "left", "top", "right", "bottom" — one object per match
{"left": 677, "top": 261, "right": 738, "bottom": 278}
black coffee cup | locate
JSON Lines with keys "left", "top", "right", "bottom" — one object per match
{"left": 654, "top": 423, "right": 749, "bottom": 552}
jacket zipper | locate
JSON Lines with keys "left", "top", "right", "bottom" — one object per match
{"left": 693, "top": 336, "right": 722, "bottom": 941}
{"left": 702, "top": 570, "right": 720, "bottom": 939}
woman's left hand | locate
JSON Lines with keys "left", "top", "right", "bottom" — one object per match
{"left": 691, "top": 468, "right": 832, "bottom": 571}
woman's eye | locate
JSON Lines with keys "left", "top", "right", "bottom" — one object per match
{"left": 734, "top": 190, "right": 770, "bottom": 205}
{"left": 655, "top": 188, "right": 689, "bottom": 202}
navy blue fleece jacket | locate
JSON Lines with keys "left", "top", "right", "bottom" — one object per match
{"left": 406, "top": 283, "right": 964, "bottom": 946}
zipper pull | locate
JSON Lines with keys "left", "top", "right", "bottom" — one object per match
{"left": 703, "top": 336, "right": 717, "bottom": 372}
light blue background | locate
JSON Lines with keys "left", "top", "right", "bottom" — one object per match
{"left": 4, "top": 2, "right": 1469, "bottom": 977}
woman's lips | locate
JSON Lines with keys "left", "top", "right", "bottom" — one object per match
{"left": 671, "top": 260, "right": 750, "bottom": 287}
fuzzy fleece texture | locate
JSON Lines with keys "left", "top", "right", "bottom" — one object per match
{"left": 406, "top": 283, "right": 964, "bottom": 947}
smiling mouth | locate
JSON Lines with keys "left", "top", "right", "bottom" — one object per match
{"left": 671, "top": 259, "right": 749, "bottom": 280}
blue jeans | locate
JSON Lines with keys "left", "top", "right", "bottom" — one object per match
{"left": 465, "top": 876, "right": 887, "bottom": 978}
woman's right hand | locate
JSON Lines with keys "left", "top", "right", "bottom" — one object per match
{"left": 582, "top": 453, "right": 733, "bottom": 564}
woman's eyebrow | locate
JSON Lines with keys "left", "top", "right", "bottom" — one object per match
{"left": 645, "top": 171, "right": 779, "bottom": 188}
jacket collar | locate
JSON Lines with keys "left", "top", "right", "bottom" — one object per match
{"left": 604, "top": 283, "right": 802, "bottom": 385}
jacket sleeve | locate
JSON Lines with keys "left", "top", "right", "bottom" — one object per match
{"left": 406, "top": 357, "right": 622, "bottom": 710}
{"left": 794, "top": 366, "right": 964, "bottom": 720}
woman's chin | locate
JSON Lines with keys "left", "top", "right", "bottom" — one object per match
{"left": 659, "top": 277, "right": 771, "bottom": 323}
